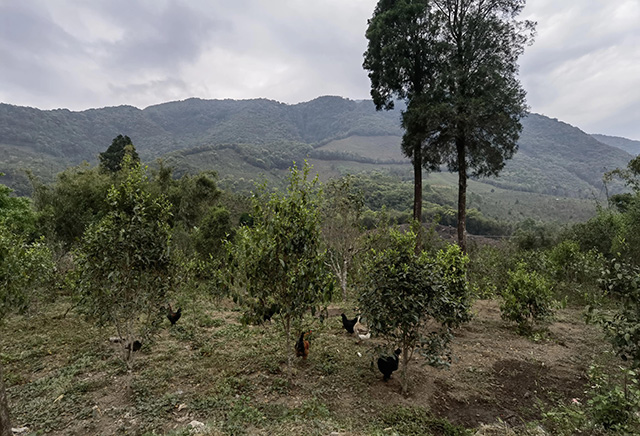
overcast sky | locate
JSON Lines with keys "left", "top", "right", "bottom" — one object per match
{"left": 1, "top": 0, "right": 639, "bottom": 139}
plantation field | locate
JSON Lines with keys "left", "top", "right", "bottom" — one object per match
{"left": 1, "top": 297, "right": 614, "bottom": 435}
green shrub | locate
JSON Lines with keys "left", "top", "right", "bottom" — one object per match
{"left": 567, "top": 209, "right": 624, "bottom": 257}
{"left": 542, "top": 365, "right": 640, "bottom": 435}
{"left": 587, "top": 365, "right": 640, "bottom": 431}
{"left": 468, "top": 242, "right": 519, "bottom": 298}
{"left": 500, "top": 262, "right": 556, "bottom": 333}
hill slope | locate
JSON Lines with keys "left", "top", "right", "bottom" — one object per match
{"left": 0, "top": 97, "right": 632, "bottom": 206}
{"left": 592, "top": 133, "right": 640, "bottom": 156}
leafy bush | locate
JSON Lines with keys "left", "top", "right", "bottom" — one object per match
{"left": 500, "top": 262, "right": 556, "bottom": 333}
{"left": 587, "top": 365, "right": 640, "bottom": 431}
{"left": 359, "top": 228, "right": 472, "bottom": 395}
{"left": 567, "top": 209, "right": 624, "bottom": 257}
{"left": 74, "top": 160, "right": 174, "bottom": 368}
{"left": 542, "top": 365, "right": 640, "bottom": 435}
{"left": 467, "top": 243, "right": 519, "bottom": 298}
{"left": 512, "top": 218, "right": 559, "bottom": 250}
{"left": 547, "top": 240, "right": 604, "bottom": 285}
{"left": 598, "top": 257, "right": 640, "bottom": 298}
{"left": 227, "top": 163, "right": 333, "bottom": 371}
{"left": 0, "top": 225, "right": 54, "bottom": 319}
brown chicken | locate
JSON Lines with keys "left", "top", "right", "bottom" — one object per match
{"left": 295, "top": 330, "right": 311, "bottom": 360}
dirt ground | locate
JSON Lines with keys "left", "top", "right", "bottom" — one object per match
{"left": 363, "top": 299, "right": 605, "bottom": 428}
{"left": 2, "top": 298, "right": 611, "bottom": 435}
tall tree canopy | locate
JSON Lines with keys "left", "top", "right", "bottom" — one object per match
{"left": 364, "top": 0, "right": 535, "bottom": 251}
{"left": 99, "top": 134, "right": 140, "bottom": 173}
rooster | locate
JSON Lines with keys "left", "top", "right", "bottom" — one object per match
{"left": 341, "top": 313, "right": 358, "bottom": 334}
{"left": 377, "top": 348, "right": 401, "bottom": 381}
{"left": 167, "top": 304, "right": 182, "bottom": 326}
{"left": 295, "top": 330, "right": 311, "bottom": 360}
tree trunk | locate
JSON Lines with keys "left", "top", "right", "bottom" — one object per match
{"left": 401, "top": 345, "right": 410, "bottom": 397}
{"left": 341, "top": 259, "right": 348, "bottom": 301}
{"left": 413, "top": 142, "right": 423, "bottom": 253}
{"left": 456, "top": 136, "right": 467, "bottom": 253}
{"left": 285, "top": 316, "right": 292, "bottom": 378}
{"left": 0, "top": 364, "right": 12, "bottom": 436}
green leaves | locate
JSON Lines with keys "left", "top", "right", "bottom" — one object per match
{"left": 99, "top": 135, "right": 140, "bottom": 174}
{"left": 0, "top": 224, "right": 54, "bottom": 319}
{"left": 227, "top": 162, "right": 333, "bottom": 362}
{"left": 358, "top": 228, "right": 472, "bottom": 393}
{"left": 499, "top": 262, "right": 556, "bottom": 333}
{"left": 74, "top": 162, "right": 174, "bottom": 362}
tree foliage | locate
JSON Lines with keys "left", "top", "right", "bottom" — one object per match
{"left": 228, "top": 162, "right": 333, "bottom": 371}
{"left": 30, "top": 164, "right": 112, "bottom": 248}
{"left": 0, "top": 177, "right": 37, "bottom": 239}
{"left": 0, "top": 222, "right": 53, "bottom": 435}
{"left": 74, "top": 158, "right": 173, "bottom": 368}
{"left": 359, "top": 228, "right": 472, "bottom": 395}
{"left": 99, "top": 134, "right": 140, "bottom": 174}
{"left": 500, "top": 262, "right": 556, "bottom": 334}
{"left": 364, "top": 0, "right": 442, "bottom": 224}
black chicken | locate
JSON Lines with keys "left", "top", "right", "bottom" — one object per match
{"left": 167, "top": 304, "right": 182, "bottom": 326}
{"left": 261, "top": 303, "right": 278, "bottom": 323}
{"left": 125, "top": 340, "right": 142, "bottom": 352}
{"left": 341, "top": 313, "right": 358, "bottom": 334}
{"left": 377, "top": 348, "right": 401, "bottom": 381}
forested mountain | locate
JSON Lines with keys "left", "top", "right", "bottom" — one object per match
{"left": 0, "top": 96, "right": 633, "bottom": 202}
{"left": 591, "top": 133, "right": 640, "bottom": 156}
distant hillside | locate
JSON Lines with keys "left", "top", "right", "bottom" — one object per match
{"left": 0, "top": 97, "right": 632, "bottom": 206}
{"left": 592, "top": 134, "right": 640, "bottom": 156}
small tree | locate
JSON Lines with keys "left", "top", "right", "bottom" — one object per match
{"left": 500, "top": 262, "right": 556, "bottom": 334}
{"left": 359, "top": 228, "right": 472, "bottom": 395}
{"left": 321, "top": 176, "right": 365, "bottom": 300}
{"left": 0, "top": 223, "right": 54, "bottom": 435}
{"left": 29, "top": 164, "right": 112, "bottom": 248}
{"left": 228, "top": 162, "right": 333, "bottom": 373}
{"left": 193, "top": 206, "right": 233, "bottom": 259}
{"left": 99, "top": 134, "right": 140, "bottom": 174}
{"left": 75, "top": 158, "right": 173, "bottom": 370}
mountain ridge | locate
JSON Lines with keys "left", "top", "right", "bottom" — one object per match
{"left": 0, "top": 96, "right": 633, "bottom": 203}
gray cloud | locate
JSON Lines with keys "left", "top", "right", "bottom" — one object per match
{"left": 0, "top": 0, "right": 639, "bottom": 139}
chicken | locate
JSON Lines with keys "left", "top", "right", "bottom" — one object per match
{"left": 261, "top": 303, "right": 278, "bottom": 323}
{"left": 125, "top": 340, "right": 142, "bottom": 352}
{"left": 295, "top": 330, "right": 311, "bottom": 360}
{"left": 167, "top": 304, "right": 182, "bottom": 326}
{"left": 354, "top": 316, "right": 370, "bottom": 342}
{"left": 377, "top": 348, "right": 401, "bottom": 381}
{"left": 341, "top": 313, "right": 358, "bottom": 334}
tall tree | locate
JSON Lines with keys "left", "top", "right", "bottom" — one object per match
{"left": 99, "top": 134, "right": 140, "bottom": 173}
{"left": 365, "top": 0, "right": 534, "bottom": 252}
{"left": 363, "top": 0, "right": 442, "bottom": 229}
